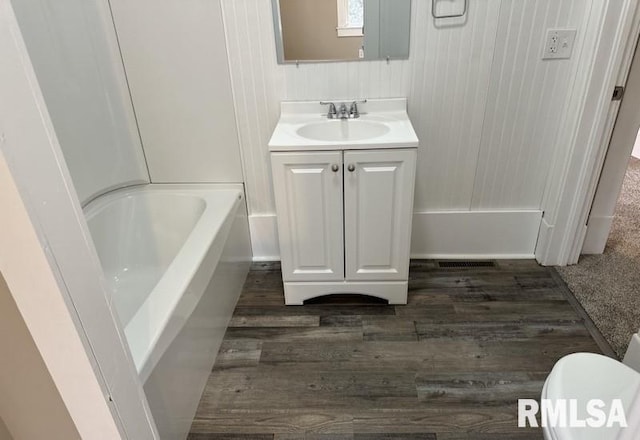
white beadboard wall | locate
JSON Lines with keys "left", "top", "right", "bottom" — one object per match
{"left": 221, "top": 0, "right": 595, "bottom": 259}
{"left": 471, "top": 0, "right": 590, "bottom": 210}
{"left": 409, "top": 0, "right": 501, "bottom": 210}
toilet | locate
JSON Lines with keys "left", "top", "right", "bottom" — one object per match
{"left": 542, "top": 353, "right": 640, "bottom": 440}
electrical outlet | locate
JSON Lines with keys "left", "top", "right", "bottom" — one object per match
{"left": 542, "top": 29, "right": 577, "bottom": 60}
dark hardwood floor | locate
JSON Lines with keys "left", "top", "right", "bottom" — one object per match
{"left": 189, "top": 260, "right": 605, "bottom": 440}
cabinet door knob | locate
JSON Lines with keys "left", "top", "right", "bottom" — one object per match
{"left": 331, "top": 164, "right": 339, "bottom": 172}
{"left": 347, "top": 164, "right": 356, "bottom": 172}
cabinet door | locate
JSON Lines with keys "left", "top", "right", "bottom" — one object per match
{"left": 271, "top": 152, "right": 344, "bottom": 282}
{"left": 344, "top": 149, "right": 416, "bottom": 281}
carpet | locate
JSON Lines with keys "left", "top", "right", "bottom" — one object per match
{"left": 557, "top": 157, "right": 640, "bottom": 358}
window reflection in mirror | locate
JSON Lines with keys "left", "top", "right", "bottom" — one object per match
{"left": 272, "top": 0, "right": 411, "bottom": 64}
{"left": 337, "top": 0, "right": 364, "bottom": 37}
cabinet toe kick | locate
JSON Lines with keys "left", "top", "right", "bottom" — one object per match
{"left": 283, "top": 281, "right": 408, "bottom": 305}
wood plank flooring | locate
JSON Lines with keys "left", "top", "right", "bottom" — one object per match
{"left": 189, "top": 260, "right": 604, "bottom": 440}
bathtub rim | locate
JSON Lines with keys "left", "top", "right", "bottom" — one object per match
{"left": 83, "top": 182, "right": 246, "bottom": 219}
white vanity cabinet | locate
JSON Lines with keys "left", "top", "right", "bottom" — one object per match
{"left": 268, "top": 98, "right": 419, "bottom": 305}
{"left": 271, "top": 148, "right": 417, "bottom": 305}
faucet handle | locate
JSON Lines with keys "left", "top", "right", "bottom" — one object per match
{"left": 320, "top": 101, "right": 337, "bottom": 119}
{"left": 349, "top": 100, "right": 367, "bottom": 118}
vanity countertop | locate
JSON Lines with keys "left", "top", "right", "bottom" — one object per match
{"left": 268, "top": 98, "right": 419, "bottom": 151}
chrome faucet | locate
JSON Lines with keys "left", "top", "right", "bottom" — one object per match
{"left": 320, "top": 100, "right": 367, "bottom": 119}
{"left": 338, "top": 103, "right": 349, "bottom": 119}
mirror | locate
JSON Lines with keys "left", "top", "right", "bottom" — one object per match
{"left": 271, "top": 0, "right": 411, "bottom": 64}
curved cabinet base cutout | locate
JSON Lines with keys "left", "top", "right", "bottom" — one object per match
{"left": 284, "top": 281, "right": 408, "bottom": 305}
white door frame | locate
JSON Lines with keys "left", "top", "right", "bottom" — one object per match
{"left": 0, "top": 1, "right": 157, "bottom": 438}
{"left": 582, "top": 8, "right": 640, "bottom": 254}
{"left": 536, "top": 0, "right": 640, "bottom": 266}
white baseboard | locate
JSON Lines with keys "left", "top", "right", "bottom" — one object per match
{"left": 410, "top": 210, "right": 543, "bottom": 260}
{"left": 582, "top": 215, "right": 614, "bottom": 254}
{"left": 411, "top": 253, "right": 535, "bottom": 260}
{"left": 248, "top": 214, "right": 279, "bottom": 261}
{"left": 250, "top": 210, "right": 544, "bottom": 262}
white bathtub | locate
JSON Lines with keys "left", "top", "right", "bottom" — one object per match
{"left": 84, "top": 183, "right": 251, "bottom": 440}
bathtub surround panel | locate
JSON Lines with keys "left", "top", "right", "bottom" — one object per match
{"left": 109, "top": 0, "right": 243, "bottom": 184}
{"left": 221, "top": 0, "right": 597, "bottom": 260}
{"left": 10, "top": 0, "right": 149, "bottom": 205}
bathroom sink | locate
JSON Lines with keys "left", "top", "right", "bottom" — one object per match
{"left": 268, "top": 98, "right": 419, "bottom": 151}
{"left": 296, "top": 120, "right": 390, "bottom": 142}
